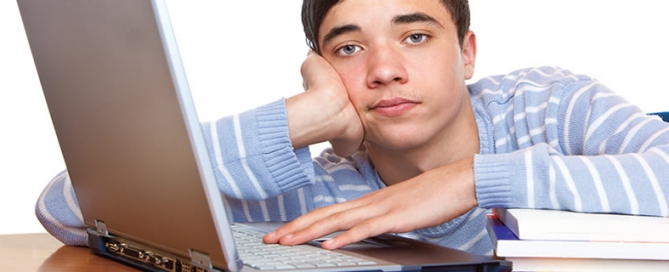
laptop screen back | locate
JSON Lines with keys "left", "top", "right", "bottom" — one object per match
{"left": 18, "top": 0, "right": 238, "bottom": 270}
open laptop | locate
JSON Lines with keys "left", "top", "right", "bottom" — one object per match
{"left": 18, "top": 0, "right": 511, "bottom": 271}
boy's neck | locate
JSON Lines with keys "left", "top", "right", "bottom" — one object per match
{"left": 366, "top": 100, "right": 480, "bottom": 186}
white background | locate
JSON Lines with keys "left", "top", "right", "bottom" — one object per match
{"left": 2, "top": 1, "right": 668, "bottom": 235}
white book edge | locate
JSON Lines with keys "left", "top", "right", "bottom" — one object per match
{"left": 493, "top": 208, "right": 669, "bottom": 242}
{"left": 507, "top": 257, "right": 669, "bottom": 272}
{"left": 486, "top": 216, "right": 669, "bottom": 260}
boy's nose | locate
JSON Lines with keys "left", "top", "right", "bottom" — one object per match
{"left": 366, "top": 45, "right": 408, "bottom": 88}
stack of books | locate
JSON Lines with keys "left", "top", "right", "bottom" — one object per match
{"left": 486, "top": 208, "right": 669, "bottom": 271}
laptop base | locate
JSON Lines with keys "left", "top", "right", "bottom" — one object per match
{"left": 87, "top": 228, "right": 221, "bottom": 272}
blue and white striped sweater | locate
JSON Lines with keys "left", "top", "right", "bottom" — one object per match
{"left": 473, "top": 67, "right": 669, "bottom": 216}
{"left": 35, "top": 67, "right": 669, "bottom": 256}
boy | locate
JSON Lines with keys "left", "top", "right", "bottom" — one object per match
{"left": 37, "top": 0, "right": 669, "bottom": 256}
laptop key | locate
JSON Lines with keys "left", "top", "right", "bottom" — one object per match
{"left": 310, "top": 261, "right": 337, "bottom": 268}
{"left": 293, "top": 263, "right": 317, "bottom": 269}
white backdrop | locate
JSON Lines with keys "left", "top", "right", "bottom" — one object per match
{"left": 1, "top": 0, "right": 668, "bottom": 234}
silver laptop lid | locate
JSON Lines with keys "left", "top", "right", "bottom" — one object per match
{"left": 18, "top": 0, "right": 239, "bottom": 270}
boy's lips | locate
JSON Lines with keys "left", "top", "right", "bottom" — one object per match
{"left": 370, "top": 98, "right": 419, "bottom": 117}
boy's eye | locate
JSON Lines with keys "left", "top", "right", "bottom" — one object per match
{"left": 405, "top": 33, "right": 428, "bottom": 45}
{"left": 336, "top": 44, "right": 361, "bottom": 56}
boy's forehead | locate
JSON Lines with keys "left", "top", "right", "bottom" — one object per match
{"left": 319, "top": 0, "right": 453, "bottom": 40}
{"left": 322, "top": 0, "right": 452, "bottom": 28}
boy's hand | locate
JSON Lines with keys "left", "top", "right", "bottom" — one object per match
{"left": 263, "top": 158, "right": 478, "bottom": 249}
{"left": 286, "top": 51, "right": 363, "bottom": 156}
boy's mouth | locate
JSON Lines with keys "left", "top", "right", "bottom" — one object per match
{"left": 370, "top": 98, "right": 419, "bottom": 117}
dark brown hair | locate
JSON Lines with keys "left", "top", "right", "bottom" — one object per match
{"left": 301, "top": 0, "right": 470, "bottom": 54}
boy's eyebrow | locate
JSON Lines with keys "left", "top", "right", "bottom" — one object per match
{"left": 322, "top": 24, "right": 361, "bottom": 48}
{"left": 392, "top": 12, "right": 443, "bottom": 27}
{"left": 321, "top": 12, "right": 443, "bottom": 49}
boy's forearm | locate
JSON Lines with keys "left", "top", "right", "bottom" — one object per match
{"left": 285, "top": 91, "right": 334, "bottom": 150}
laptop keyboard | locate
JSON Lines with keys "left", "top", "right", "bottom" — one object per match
{"left": 232, "top": 225, "right": 377, "bottom": 270}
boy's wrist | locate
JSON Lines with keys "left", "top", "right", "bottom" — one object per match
{"left": 286, "top": 90, "right": 346, "bottom": 149}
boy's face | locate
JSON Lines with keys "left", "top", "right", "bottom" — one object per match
{"left": 318, "top": 0, "right": 476, "bottom": 151}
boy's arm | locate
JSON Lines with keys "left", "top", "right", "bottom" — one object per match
{"left": 264, "top": 157, "right": 478, "bottom": 250}
{"left": 202, "top": 52, "right": 363, "bottom": 200}
{"left": 474, "top": 78, "right": 669, "bottom": 215}
{"left": 467, "top": 68, "right": 669, "bottom": 216}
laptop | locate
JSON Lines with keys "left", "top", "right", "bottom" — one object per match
{"left": 17, "top": 0, "right": 511, "bottom": 271}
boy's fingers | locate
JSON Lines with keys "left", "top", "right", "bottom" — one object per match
{"left": 263, "top": 202, "right": 358, "bottom": 243}
{"left": 264, "top": 199, "right": 382, "bottom": 246}
{"left": 320, "top": 217, "right": 392, "bottom": 250}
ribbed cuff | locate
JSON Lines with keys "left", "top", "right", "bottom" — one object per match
{"left": 256, "top": 99, "right": 314, "bottom": 192}
{"left": 473, "top": 153, "right": 514, "bottom": 208}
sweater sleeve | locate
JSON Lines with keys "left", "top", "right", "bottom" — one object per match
{"left": 473, "top": 68, "right": 669, "bottom": 217}
{"left": 35, "top": 170, "right": 88, "bottom": 246}
{"left": 35, "top": 99, "right": 316, "bottom": 245}
{"left": 201, "top": 98, "right": 316, "bottom": 200}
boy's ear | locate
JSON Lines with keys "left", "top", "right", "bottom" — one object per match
{"left": 462, "top": 31, "right": 477, "bottom": 80}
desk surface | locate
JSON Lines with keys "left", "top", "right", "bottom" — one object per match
{"left": 0, "top": 233, "right": 138, "bottom": 271}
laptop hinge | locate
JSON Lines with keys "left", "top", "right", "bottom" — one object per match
{"left": 189, "top": 249, "right": 213, "bottom": 271}
{"left": 94, "top": 219, "right": 109, "bottom": 236}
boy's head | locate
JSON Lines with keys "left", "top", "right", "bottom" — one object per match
{"left": 302, "top": 0, "right": 470, "bottom": 54}
{"left": 298, "top": 0, "right": 478, "bottom": 155}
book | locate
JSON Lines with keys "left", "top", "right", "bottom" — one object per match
{"left": 506, "top": 257, "right": 669, "bottom": 272}
{"left": 493, "top": 208, "right": 669, "bottom": 242}
{"left": 486, "top": 214, "right": 669, "bottom": 260}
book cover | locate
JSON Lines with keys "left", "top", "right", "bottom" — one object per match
{"left": 493, "top": 208, "right": 669, "bottom": 242}
{"left": 486, "top": 214, "right": 669, "bottom": 260}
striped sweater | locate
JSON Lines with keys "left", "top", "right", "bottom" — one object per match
{"left": 35, "top": 67, "right": 669, "bottom": 256}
